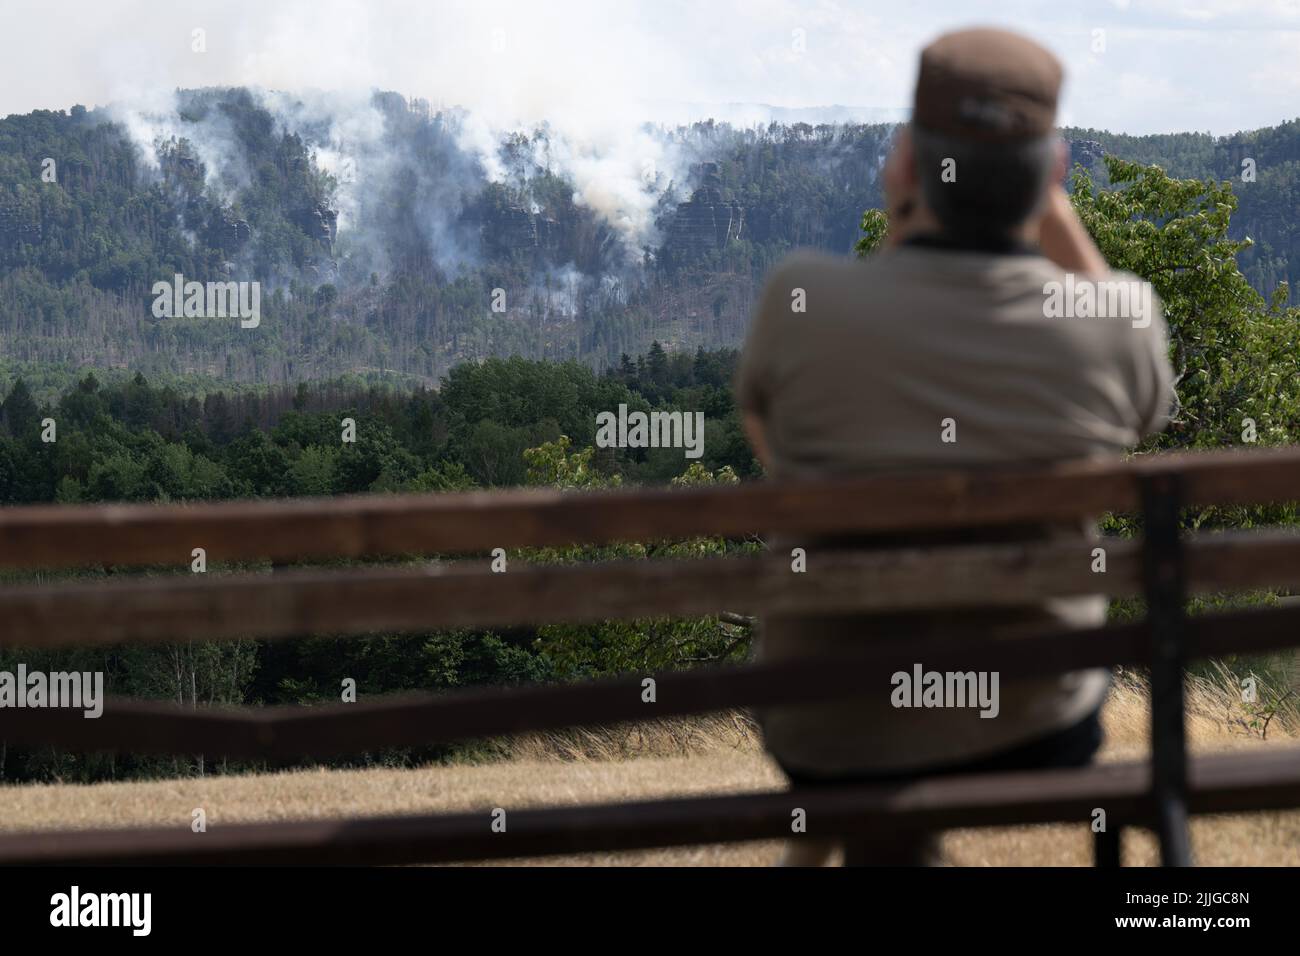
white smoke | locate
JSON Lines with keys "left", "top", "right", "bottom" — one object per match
{"left": 111, "top": 89, "right": 253, "bottom": 199}
{"left": 258, "top": 88, "right": 387, "bottom": 235}
{"left": 107, "top": 82, "right": 693, "bottom": 277}
{"left": 72, "top": 0, "right": 915, "bottom": 284}
{"left": 59, "top": 0, "right": 828, "bottom": 273}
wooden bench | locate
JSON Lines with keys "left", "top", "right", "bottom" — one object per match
{"left": 1, "top": 446, "right": 1298, "bottom": 866}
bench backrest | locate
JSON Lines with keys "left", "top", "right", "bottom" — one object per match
{"left": 1, "top": 446, "right": 1298, "bottom": 866}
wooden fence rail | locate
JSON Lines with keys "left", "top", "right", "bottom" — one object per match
{"left": 3, "top": 604, "right": 1300, "bottom": 761}
{"left": 2, "top": 530, "right": 1297, "bottom": 650}
{"left": 5, "top": 748, "right": 1300, "bottom": 866}
{"left": 2, "top": 446, "right": 1297, "bottom": 569}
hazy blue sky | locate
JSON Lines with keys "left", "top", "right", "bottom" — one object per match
{"left": 2, "top": 0, "right": 1298, "bottom": 135}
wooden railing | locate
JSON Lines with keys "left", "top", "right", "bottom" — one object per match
{"left": 1, "top": 446, "right": 1299, "bottom": 865}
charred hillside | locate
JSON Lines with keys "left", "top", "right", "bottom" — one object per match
{"left": 0, "top": 88, "right": 1296, "bottom": 387}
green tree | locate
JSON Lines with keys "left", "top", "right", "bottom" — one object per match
{"left": 522, "top": 437, "right": 756, "bottom": 677}
{"left": 1070, "top": 157, "right": 1299, "bottom": 450}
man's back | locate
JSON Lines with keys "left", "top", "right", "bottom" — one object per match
{"left": 738, "top": 244, "right": 1172, "bottom": 479}
{"left": 736, "top": 242, "right": 1174, "bottom": 775}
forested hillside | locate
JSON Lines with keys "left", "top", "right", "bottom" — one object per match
{"left": 1061, "top": 121, "right": 1300, "bottom": 296}
{"left": 1, "top": 88, "right": 1296, "bottom": 390}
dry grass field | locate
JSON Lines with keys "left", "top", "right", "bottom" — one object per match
{"left": 2, "top": 669, "right": 1298, "bottom": 865}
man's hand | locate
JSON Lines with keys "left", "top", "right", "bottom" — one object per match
{"left": 1037, "top": 185, "right": 1108, "bottom": 276}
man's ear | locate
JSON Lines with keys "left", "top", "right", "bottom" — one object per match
{"left": 897, "top": 125, "right": 917, "bottom": 186}
{"left": 1051, "top": 137, "right": 1069, "bottom": 186}
{"left": 884, "top": 124, "right": 917, "bottom": 200}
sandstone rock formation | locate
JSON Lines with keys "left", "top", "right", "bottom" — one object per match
{"left": 1069, "top": 139, "right": 1105, "bottom": 171}
{"left": 295, "top": 202, "right": 338, "bottom": 251}
{"left": 665, "top": 162, "right": 744, "bottom": 260}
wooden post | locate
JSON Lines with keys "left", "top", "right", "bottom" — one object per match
{"left": 1140, "top": 473, "right": 1192, "bottom": 867}
{"left": 1093, "top": 824, "right": 1122, "bottom": 867}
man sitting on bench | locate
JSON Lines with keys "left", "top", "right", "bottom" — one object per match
{"left": 736, "top": 27, "right": 1176, "bottom": 866}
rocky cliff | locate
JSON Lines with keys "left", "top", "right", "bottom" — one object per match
{"left": 665, "top": 162, "right": 744, "bottom": 261}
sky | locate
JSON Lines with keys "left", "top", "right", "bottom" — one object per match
{"left": 1, "top": 0, "right": 1298, "bottom": 136}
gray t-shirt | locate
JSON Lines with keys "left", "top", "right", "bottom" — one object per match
{"left": 736, "top": 243, "right": 1175, "bottom": 774}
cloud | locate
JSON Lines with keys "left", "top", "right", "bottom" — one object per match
{"left": 1, "top": 1, "right": 1298, "bottom": 134}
